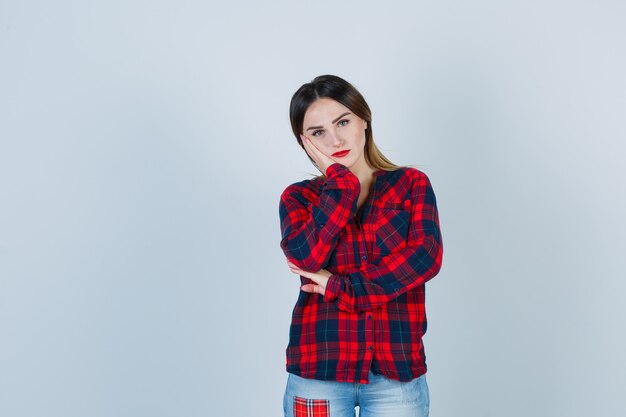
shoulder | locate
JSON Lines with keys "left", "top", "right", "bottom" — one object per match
{"left": 398, "top": 166, "right": 430, "bottom": 179}
{"left": 380, "top": 166, "right": 432, "bottom": 187}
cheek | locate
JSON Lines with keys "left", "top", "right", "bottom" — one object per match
{"left": 354, "top": 130, "right": 367, "bottom": 148}
{"left": 314, "top": 138, "right": 333, "bottom": 152}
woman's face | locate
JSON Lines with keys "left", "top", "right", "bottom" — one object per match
{"left": 302, "top": 98, "right": 369, "bottom": 172}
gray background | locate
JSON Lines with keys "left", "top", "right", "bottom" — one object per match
{"left": 1, "top": 1, "right": 625, "bottom": 416}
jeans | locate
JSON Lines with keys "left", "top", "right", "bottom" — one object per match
{"left": 283, "top": 370, "right": 429, "bottom": 417}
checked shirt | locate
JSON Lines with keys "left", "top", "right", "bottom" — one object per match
{"left": 279, "top": 163, "right": 443, "bottom": 384}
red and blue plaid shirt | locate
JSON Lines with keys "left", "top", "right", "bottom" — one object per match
{"left": 279, "top": 163, "right": 443, "bottom": 383}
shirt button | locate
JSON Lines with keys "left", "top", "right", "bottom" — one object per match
{"left": 367, "top": 346, "right": 374, "bottom": 352}
{"left": 361, "top": 255, "right": 367, "bottom": 260}
{"left": 367, "top": 315, "right": 373, "bottom": 320}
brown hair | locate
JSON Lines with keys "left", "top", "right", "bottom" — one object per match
{"left": 289, "top": 74, "right": 399, "bottom": 174}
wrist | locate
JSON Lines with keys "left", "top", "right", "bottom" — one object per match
{"left": 323, "top": 274, "right": 341, "bottom": 302}
{"left": 325, "top": 162, "right": 344, "bottom": 177}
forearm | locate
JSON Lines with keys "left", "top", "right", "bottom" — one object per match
{"left": 280, "top": 163, "right": 360, "bottom": 271}
{"left": 323, "top": 233, "right": 442, "bottom": 312}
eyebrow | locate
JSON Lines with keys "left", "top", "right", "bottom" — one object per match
{"left": 305, "top": 112, "right": 351, "bottom": 131}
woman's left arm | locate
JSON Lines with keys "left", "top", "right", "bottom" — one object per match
{"left": 322, "top": 170, "right": 443, "bottom": 313}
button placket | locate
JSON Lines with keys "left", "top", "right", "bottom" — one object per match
{"left": 363, "top": 310, "right": 375, "bottom": 372}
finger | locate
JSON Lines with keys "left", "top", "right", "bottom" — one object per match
{"left": 301, "top": 134, "right": 313, "bottom": 147}
{"left": 305, "top": 274, "right": 322, "bottom": 285}
{"left": 302, "top": 135, "right": 326, "bottom": 161}
{"left": 287, "top": 261, "right": 315, "bottom": 277}
{"left": 290, "top": 269, "right": 309, "bottom": 278}
{"left": 303, "top": 135, "right": 336, "bottom": 168}
{"left": 287, "top": 260, "right": 303, "bottom": 272}
{"left": 303, "top": 136, "right": 323, "bottom": 158}
{"left": 300, "top": 134, "right": 312, "bottom": 151}
{"left": 300, "top": 284, "right": 321, "bottom": 294}
{"left": 301, "top": 136, "right": 319, "bottom": 161}
{"left": 300, "top": 284, "right": 315, "bottom": 293}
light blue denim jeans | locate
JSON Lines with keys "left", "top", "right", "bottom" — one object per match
{"left": 283, "top": 370, "right": 429, "bottom": 417}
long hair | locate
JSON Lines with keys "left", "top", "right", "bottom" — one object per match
{"left": 289, "top": 75, "right": 399, "bottom": 174}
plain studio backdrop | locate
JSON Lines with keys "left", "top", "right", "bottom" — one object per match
{"left": 1, "top": 1, "right": 625, "bottom": 416}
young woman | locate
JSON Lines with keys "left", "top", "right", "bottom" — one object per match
{"left": 279, "top": 75, "right": 443, "bottom": 417}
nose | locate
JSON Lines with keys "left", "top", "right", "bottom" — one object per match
{"left": 328, "top": 129, "right": 343, "bottom": 147}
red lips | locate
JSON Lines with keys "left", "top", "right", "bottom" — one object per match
{"left": 332, "top": 150, "right": 350, "bottom": 158}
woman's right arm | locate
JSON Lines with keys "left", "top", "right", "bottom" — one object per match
{"left": 279, "top": 163, "right": 360, "bottom": 272}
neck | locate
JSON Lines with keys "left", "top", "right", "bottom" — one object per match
{"left": 350, "top": 160, "right": 376, "bottom": 186}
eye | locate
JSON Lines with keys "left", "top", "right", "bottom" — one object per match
{"left": 312, "top": 130, "right": 324, "bottom": 137}
{"left": 338, "top": 119, "right": 349, "bottom": 127}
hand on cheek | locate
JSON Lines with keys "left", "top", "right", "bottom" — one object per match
{"left": 301, "top": 135, "right": 336, "bottom": 174}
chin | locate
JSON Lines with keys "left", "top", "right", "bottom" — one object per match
{"left": 341, "top": 159, "right": 356, "bottom": 169}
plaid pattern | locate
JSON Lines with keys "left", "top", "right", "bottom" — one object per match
{"left": 293, "top": 396, "right": 330, "bottom": 417}
{"left": 279, "top": 163, "right": 443, "bottom": 383}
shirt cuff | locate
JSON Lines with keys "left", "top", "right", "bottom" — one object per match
{"left": 325, "top": 163, "right": 349, "bottom": 178}
{"left": 323, "top": 274, "right": 342, "bottom": 303}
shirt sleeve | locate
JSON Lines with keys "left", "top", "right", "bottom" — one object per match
{"left": 323, "top": 170, "right": 443, "bottom": 312}
{"left": 279, "top": 163, "right": 360, "bottom": 272}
